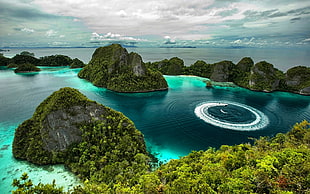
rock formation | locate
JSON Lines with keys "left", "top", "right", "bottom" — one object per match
{"left": 13, "top": 87, "right": 147, "bottom": 165}
{"left": 210, "top": 60, "right": 234, "bottom": 82}
{"left": 78, "top": 44, "right": 168, "bottom": 93}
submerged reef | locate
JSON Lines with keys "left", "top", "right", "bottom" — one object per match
{"left": 78, "top": 44, "right": 168, "bottom": 93}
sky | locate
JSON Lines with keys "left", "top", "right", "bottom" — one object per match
{"left": 0, "top": 0, "right": 310, "bottom": 48}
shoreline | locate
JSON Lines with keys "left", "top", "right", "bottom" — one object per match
{"left": 172, "top": 74, "right": 310, "bottom": 96}
{"left": 107, "top": 87, "right": 169, "bottom": 94}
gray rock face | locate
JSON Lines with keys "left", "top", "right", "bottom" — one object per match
{"left": 236, "top": 57, "right": 254, "bottom": 72}
{"left": 129, "top": 52, "right": 146, "bottom": 76}
{"left": 210, "top": 61, "right": 234, "bottom": 82}
{"left": 41, "top": 103, "right": 106, "bottom": 152}
{"left": 300, "top": 86, "right": 310, "bottom": 95}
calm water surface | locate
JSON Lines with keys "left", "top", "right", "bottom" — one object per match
{"left": 3, "top": 47, "right": 310, "bottom": 71}
{"left": 0, "top": 48, "right": 310, "bottom": 193}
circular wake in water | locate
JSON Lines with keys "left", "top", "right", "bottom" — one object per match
{"left": 194, "top": 101, "right": 269, "bottom": 131}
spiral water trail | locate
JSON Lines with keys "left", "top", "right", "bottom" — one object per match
{"left": 195, "top": 101, "right": 269, "bottom": 131}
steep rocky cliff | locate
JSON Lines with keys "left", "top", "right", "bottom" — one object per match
{"left": 284, "top": 66, "right": 310, "bottom": 95}
{"left": 210, "top": 60, "right": 234, "bottom": 82}
{"left": 247, "top": 61, "right": 284, "bottom": 92}
{"left": 78, "top": 44, "right": 168, "bottom": 92}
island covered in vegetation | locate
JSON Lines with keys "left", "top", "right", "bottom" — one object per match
{"left": 146, "top": 57, "right": 310, "bottom": 95}
{"left": 78, "top": 44, "right": 168, "bottom": 93}
{"left": 14, "top": 63, "right": 41, "bottom": 73}
{"left": 13, "top": 87, "right": 150, "bottom": 190}
{"left": 0, "top": 51, "right": 85, "bottom": 69}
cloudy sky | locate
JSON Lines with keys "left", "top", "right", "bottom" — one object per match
{"left": 0, "top": 0, "right": 310, "bottom": 48}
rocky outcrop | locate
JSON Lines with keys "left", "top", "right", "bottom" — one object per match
{"left": 13, "top": 87, "right": 147, "bottom": 165}
{"left": 78, "top": 44, "right": 168, "bottom": 92}
{"left": 248, "top": 61, "right": 283, "bottom": 92}
{"left": 41, "top": 104, "right": 106, "bottom": 151}
{"left": 14, "top": 63, "right": 41, "bottom": 73}
{"left": 236, "top": 57, "right": 254, "bottom": 72}
{"left": 210, "top": 60, "right": 234, "bottom": 82}
{"left": 284, "top": 66, "right": 310, "bottom": 95}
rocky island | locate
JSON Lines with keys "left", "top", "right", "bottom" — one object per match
{"left": 78, "top": 44, "right": 168, "bottom": 93}
{"left": 147, "top": 57, "right": 310, "bottom": 95}
{"left": 14, "top": 63, "right": 41, "bottom": 73}
{"left": 13, "top": 87, "right": 149, "bottom": 183}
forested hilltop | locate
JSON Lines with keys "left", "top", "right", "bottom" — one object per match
{"left": 13, "top": 120, "right": 310, "bottom": 193}
{"left": 0, "top": 51, "right": 85, "bottom": 68}
{"left": 78, "top": 44, "right": 168, "bottom": 93}
{"left": 146, "top": 57, "right": 310, "bottom": 95}
{"left": 13, "top": 87, "right": 150, "bottom": 191}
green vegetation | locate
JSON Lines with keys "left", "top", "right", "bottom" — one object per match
{"left": 10, "top": 54, "right": 40, "bottom": 67}
{"left": 39, "top": 55, "right": 73, "bottom": 66}
{"left": 12, "top": 173, "right": 64, "bottom": 194}
{"left": 283, "top": 66, "right": 310, "bottom": 92}
{"left": 78, "top": 44, "right": 168, "bottom": 93}
{"left": 13, "top": 87, "right": 150, "bottom": 189}
{"left": 0, "top": 54, "right": 10, "bottom": 66}
{"left": 147, "top": 56, "right": 310, "bottom": 95}
{"left": 13, "top": 121, "right": 310, "bottom": 193}
{"left": 183, "top": 60, "right": 213, "bottom": 78}
{"left": 147, "top": 57, "right": 185, "bottom": 75}
{"left": 20, "top": 51, "right": 35, "bottom": 57}
{"left": 14, "top": 63, "right": 41, "bottom": 73}
{"left": 70, "top": 58, "right": 85, "bottom": 68}
{"left": 1, "top": 51, "right": 86, "bottom": 69}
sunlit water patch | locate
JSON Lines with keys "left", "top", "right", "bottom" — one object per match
{"left": 195, "top": 101, "right": 269, "bottom": 131}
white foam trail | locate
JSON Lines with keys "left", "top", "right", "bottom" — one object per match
{"left": 194, "top": 101, "right": 269, "bottom": 131}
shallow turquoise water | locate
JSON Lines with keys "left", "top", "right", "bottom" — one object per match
{"left": 0, "top": 67, "right": 309, "bottom": 193}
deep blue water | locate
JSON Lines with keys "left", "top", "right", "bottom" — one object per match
{"left": 0, "top": 57, "right": 309, "bottom": 192}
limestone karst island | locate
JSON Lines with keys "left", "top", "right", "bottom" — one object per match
{"left": 78, "top": 44, "right": 168, "bottom": 93}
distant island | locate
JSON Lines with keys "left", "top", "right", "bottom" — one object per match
{"left": 147, "top": 57, "right": 310, "bottom": 95}
{"left": 14, "top": 63, "right": 41, "bottom": 73}
{"left": 78, "top": 44, "right": 168, "bottom": 93}
{"left": 0, "top": 51, "right": 85, "bottom": 69}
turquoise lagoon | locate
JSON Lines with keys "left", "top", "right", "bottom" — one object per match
{"left": 0, "top": 66, "right": 309, "bottom": 193}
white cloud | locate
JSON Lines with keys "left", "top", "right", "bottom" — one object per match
{"left": 45, "top": 29, "right": 57, "bottom": 37}
{"left": 91, "top": 32, "right": 145, "bottom": 42}
{"left": 232, "top": 39, "right": 242, "bottom": 44}
{"left": 1, "top": 0, "right": 310, "bottom": 47}
{"left": 21, "top": 27, "right": 35, "bottom": 33}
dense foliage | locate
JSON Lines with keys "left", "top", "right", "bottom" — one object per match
{"left": 283, "top": 66, "right": 310, "bottom": 92}
{"left": 12, "top": 173, "right": 64, "bottom": 194}
{"left": 147, "top": 57, "right": 310, "bottom": 94}
{"left": 78, "top": 44, "right": 168, "bottom": 93}
{"left": 14, "top": 63, "right": 41, "bottom": 73}
{"left": 70, "top": 58, "right": 85, "bottom": 68}
{"left": 39, "top": 55, "right": 73, "bottom": 66}
{"left": 9, "top": 54, "right": 40, "bottom": 67}
{"left": 1, "top": 51, "right": 86, "bottom": 69}
{"left": 147, "top": 57, "right": 185, "bottom": 75}
{"left": 0, "top": 54, "right": 11, "bottom": 66}
{"left": 13, "top": 87, "right": 149, "bottom": 186}
{"left": 13, "top": 121, "right": 310, "bottom": 193}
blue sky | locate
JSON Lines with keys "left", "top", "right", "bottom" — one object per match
{"left": 0, "top": 0, "right": 309, "bottom": 48}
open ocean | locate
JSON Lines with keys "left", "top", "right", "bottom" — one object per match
{"left": 0, "top": 47, "right": 309, "bottom": 193}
